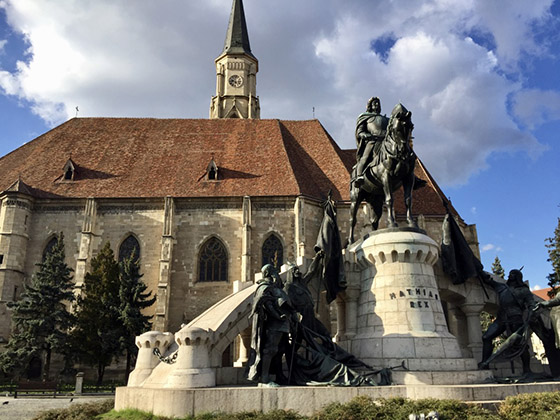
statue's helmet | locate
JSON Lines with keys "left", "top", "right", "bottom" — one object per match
{"left": 367, "top": 96, "right": 381, "bottom": 111}
{"left": 285, "top": 262, "right": 299, "bottom": 283}
{"left": 261, "top": 264, "right": 274, "bottom": 277}
{"left": 507, "top": 269, "right": 523, "bottom": 285}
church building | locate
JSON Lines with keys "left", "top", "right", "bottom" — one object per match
{"left": 0, "top": 0, "right": 489, "bottom": 371}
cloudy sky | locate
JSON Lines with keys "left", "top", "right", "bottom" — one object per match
{"left": 0, "top": 0, "right": 559, "bottom": 289}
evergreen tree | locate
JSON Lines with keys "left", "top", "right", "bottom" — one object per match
{"left": 491, "top": 256, "right": 505, "bottom": 279}
{"left": 546, "top": 216, "right": 560, "bottom": 298}
{"left": 71, "top": 242, "right": 121, "bottom": 385}
{"left": 118, "top": 249, "right": 155, "bottom": 381}
{"left": 0, "top": 233, "right": 75, "bottom": 380}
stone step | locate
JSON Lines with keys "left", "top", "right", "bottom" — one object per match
{"left": 364, "top": 357, "right": 479, "bottom": 372}
{"left": 390, "top": 369, "right": 493, "bottom": 385}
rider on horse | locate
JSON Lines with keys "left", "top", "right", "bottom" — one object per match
{"left": 353, "top": 97, "right": 389, "bottom": 187}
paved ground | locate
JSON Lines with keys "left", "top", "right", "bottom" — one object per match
{"left": 0, "top": 395, "right": 114, "bottom": 420}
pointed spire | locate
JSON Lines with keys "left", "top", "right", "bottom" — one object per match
{"left": 222, "top": 0, "right": 255, "bottom": 59}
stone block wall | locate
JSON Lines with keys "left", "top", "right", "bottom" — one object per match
{"left": 1, "top": 192, "right": 490, "bottom": 372}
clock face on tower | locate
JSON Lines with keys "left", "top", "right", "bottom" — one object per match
{"left": 228, "top": 74, "right": 244, "bottom": 88}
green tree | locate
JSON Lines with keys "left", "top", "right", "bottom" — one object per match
{"left": 71, "top": 242, "right": 121, "bottom": 385}
{"left": 546, "top": 216, "right": 560, "bottom": 298}
{"left": 0, "top": 233, "right": 75, "bottom": 380}
{"left": 118, "top": 249, "right": 156, "bottom": 381}
{"left": 491, "top": 256, "right": 505, "bottom": 279}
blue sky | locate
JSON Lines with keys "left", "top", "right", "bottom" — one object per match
{"left": 0, "top": 0, "right": 559, "bottom": 290}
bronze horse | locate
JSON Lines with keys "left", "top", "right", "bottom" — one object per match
{"left": 348, "top": 103, "right": 419, "bottom": 244}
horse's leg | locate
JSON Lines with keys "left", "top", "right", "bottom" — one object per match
{"left": 382, "top": 173, "right": 397, "bottom": 228}
{"left": 348, "top": 188, "right": 362, "bottom": 244}
{"left": 370, "top": 195, "right": 383, "bottom": 230}
{"left": 403, "top": 171, "right": 418, "bottom": 228}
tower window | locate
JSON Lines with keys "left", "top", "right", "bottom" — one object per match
{"left": 198, "top": 237, "right": 228, "bottom": 282}
{"left": 0, "top": 254, "right": 4, "bottom": 265}
{"left": 262, "top": 234, "right": 283, "bottom": 269}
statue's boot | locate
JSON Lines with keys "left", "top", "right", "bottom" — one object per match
{"left": 260, "top": 352, "right": 274, "bottom": 384}
{"left": 478, "top": 340, "right": 493, "bottom": 369}
{"left": 258, "top": 381, "right": 280, "bottom": 388}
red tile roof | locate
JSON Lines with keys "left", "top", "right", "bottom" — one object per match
{"left": 0, "top": 117, "right": 455, "bottom": 217}
{"left": 533, "top": 287, "right": 554, "bottom": 301}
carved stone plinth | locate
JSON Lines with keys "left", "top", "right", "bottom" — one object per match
{"left": 164, "top": 327, "right": 216, "bottom": 388}
{"left": 128, "top": 331, "right": 174, "bottom": 386}
{"left": 348, "top": 229, "right": 465, "bottom": 370}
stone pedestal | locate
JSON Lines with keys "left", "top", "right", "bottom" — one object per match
{"left": 128, "top": 331, "right": 174, "bottom": 387}
{"left": 164, "top": 327, "right": 217, "bottom": 388}
{"left": 348, "top": 229, "right": 469, "bottom": 371}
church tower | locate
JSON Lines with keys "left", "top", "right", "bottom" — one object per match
{"left": 210, "top": 0, "right": 260, "bottom": 119}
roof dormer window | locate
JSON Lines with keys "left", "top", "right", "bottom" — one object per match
{"left": 207, "top": 159, "right": 219, "bottom": 181}
{"left": 62, "top": 159, "right": 76, "bottom": 181}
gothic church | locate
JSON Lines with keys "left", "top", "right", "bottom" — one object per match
{"left": 0, "top": 0, "right": 488, "bottom": 367}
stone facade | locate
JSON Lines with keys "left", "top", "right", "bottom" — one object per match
{"left": 0, "top": 193, "right": 335, "bottom": 343}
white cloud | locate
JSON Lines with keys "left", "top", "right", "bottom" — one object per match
{"left": 0, "top": 0, "right": 557, "bottom": 185}
{"left": 481, "top": 244, "right": 504, "bottom": 253}
{"left": 512, "top": 89, "right": 560, "bottom": 129}
{"left": 481, "top": 244, "right": 495, "bottom": 252}
{"left": 0, "top": 39, "right": 7, "bottom": 52}
{"left": 531, "top": 285, "right": 542, "bottom": 291}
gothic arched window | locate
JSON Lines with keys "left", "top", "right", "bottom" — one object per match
{"left": 261, "top": 234, "right": 283, "bottom": 269}
{"left": 42, "top": 237, "right": 58, "bottom": 261}
{"left": 198, "top": 237, "right": 228, "bottom": 282}
{"left": 119, "top": 235, "right": 140, "bottom": 264}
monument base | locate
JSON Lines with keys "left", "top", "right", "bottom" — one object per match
{"left": 115, "top": 382, "right": 560, "bottom": 417}
{"left": 344, "top": 230, "right": 482, "bottom": 380}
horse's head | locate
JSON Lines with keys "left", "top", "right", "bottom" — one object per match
{"left": 388, "top": 103, "right": 414, "bottom": 148}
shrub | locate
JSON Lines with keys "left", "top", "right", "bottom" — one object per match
{"left": 184, "top": 410, "right": 304, "bottom": 420}
{"left": 498, "top": 392, "right": 560, "bottom": 420}
{"left": 310, "top": 396, "right": 500, "bottom": 420}
{"left": 32, "top": 399, "right": 114, "bottom": 420}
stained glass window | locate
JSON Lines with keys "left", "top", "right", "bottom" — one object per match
{"left": 42, "top": 237, "right": 58, "bottom": 261}
{"left": 119, "top": 235, "right": 140, "bottom": 263}
{"left": 261, "top": 234, "right": 283, "bottom": 269}
{"left": 198, "top": 237, "right": 228, "bottom": 282}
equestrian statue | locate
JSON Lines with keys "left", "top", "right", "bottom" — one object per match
{"left": 349, "top": 97, "right": 424, "bottom": 244}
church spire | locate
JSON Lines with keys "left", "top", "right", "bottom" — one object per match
{"left": 222, "top": 0, "right": 255, "bottom": 59}
{"left": 210, "top": 0, "right": 260, "bottom": 119}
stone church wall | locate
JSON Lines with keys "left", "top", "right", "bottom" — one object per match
{"left": 95, "top": 205, "right": 164, "bottom": 317}
{"left": 169, "top": 202, "right": 243, "bottom": 331}
{"left": 24, "top": 207, "right": 84, "bottom": 282}
{"left": 1, "top": 192, "right": 487, "bottom": 366}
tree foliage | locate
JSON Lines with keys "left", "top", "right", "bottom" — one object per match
{"left": 0, "top": 233, "right": 75, "bottom": 380}
{"left": 118, "top": 249, "right": 156, "bottom": 380}
{"left": 546, "top": 216, "right": 560, "bottom": 298}
{"left": 491, "top": 256, "right": 505, "bottom": 279}
{"left": 71, "top": 242, "right": 122, "bottom": 384}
